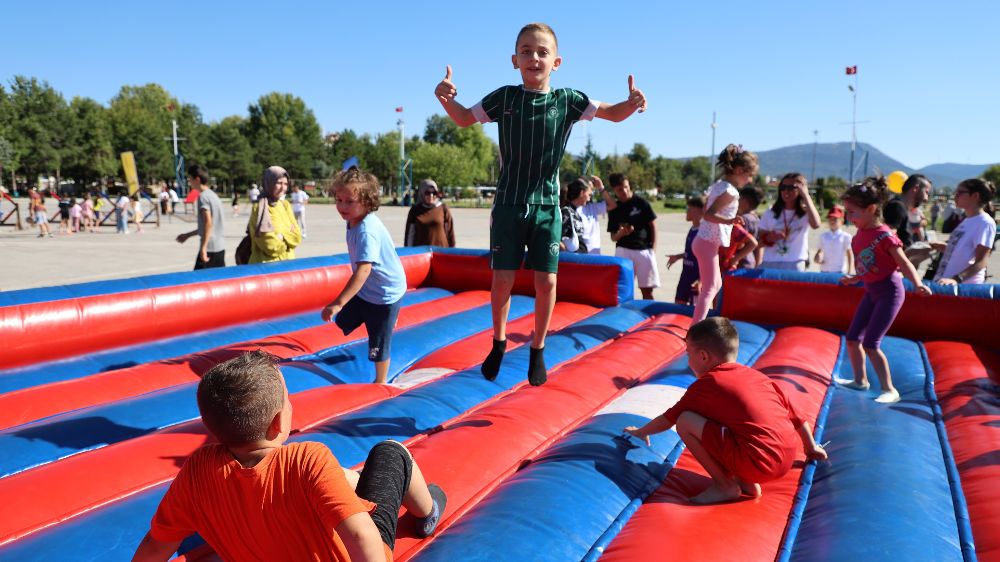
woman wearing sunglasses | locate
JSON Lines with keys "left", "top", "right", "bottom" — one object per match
{"left": 405, "top": 179, "right": 456, "bottom": 247}
{"left": 758, "top": 172, "right": 821, "bottom": 271}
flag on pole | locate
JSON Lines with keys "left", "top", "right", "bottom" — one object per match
{"left": 395, "top": 106, "right": 404, "bottom": 112}
{"left": 845, "top": 66, "right": 857, "bottom": 75}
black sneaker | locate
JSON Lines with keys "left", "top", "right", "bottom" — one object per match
{"left": 527, "top": 346, "right": 547, "bottom": 386}
{"left": 417, "top": 483, "right": 447, "bottom": 538}
{"left": 481, "top": 339, "right": 507, "bottom": 381}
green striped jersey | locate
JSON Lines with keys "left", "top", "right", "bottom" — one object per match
{"left": 473, "top": 86, "right": 597, "bottom": 205}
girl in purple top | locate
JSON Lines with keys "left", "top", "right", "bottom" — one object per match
{"left": 837, "top": 176, "right": 931, "bottom": 404}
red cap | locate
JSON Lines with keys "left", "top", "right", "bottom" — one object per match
{"left": 827, "top": 205, "right": 844, "bottom": 218}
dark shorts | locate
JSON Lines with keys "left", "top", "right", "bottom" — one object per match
{"left": 193, "top": 250, "right": 225, "bottom": 270}
{"left": 675, "top": 264, "right": 699, "bottom": 304}
{"left": 490, "top": 204, "right": 561, "bottom": 273}
{"left": 356, "top": 440, "right": 414, "bottom": 549}
{"left": 335, "top": 296, "right": 401, "bottom": 362}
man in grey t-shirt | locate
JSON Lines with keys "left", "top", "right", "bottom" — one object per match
{"left": 176, "top": 165, "right": 225, "bottom": 269}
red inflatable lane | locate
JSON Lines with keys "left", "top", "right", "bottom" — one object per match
{"left": 924, "top": 342, "right": 1000, "bottom": 562}
{"left": 1, "top": 254, "right": 431, "bottom": 371}
{"left": 0, "top": 291, "right": 490, "bottom": 431}
{"left": 600, "top": 326, "right": 839, "bottom": 562}
{"left": 424, "top": 252, "right": 624, "bottom": 308}
{"left": 0, "top": 383, "right": 402, "bottom": 545}
{"left": 405, "top": 302, "right": 599, "bottom": 372}
{"left": 722, "top": 275, "right": 1000, "bottom": 348}
{"left": 392, "top": 314, "right": 692, "bottom": 561}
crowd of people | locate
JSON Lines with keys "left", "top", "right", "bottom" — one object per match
{"left": 7, "top": 19, "right": 989, "bottom": 562}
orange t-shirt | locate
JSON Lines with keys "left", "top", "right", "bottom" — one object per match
{"left": 150, "top": 441, "right": 392, "bottom": 562}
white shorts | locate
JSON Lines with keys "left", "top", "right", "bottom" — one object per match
{"left": 34, "top": 211, "right": 49, "bottom": 224}
{"left": 616, "top": 247, "right": 660, "bottom": 288}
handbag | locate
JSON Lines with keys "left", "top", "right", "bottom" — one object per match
{"left": 235, "top": 232, "right": 251, "bottom": 265}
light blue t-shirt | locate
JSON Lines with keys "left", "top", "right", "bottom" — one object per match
{"left": 346, "top": 213, "right": 406, "bottom": 304}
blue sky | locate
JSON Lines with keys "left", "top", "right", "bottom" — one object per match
{"left": 4, "top": 1, "right": 997, "bottom": 168}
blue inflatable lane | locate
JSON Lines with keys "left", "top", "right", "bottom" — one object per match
{"left": 0, "top": 287, "right": 452, "bottom": 395}
{"left": 279, "top": 296, "right": 535, "bottom": 386}
{"left": 412, "top": 321, "right": 774, "bottom": 562}
{"left": 787, "top": 336, "right": 965, "bottom": 562}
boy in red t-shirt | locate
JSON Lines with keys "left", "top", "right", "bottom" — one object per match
{"left": 625, "top": 317, "right": 827, "bottom": 504}
{"left": 132, "top": 351, "right": 447, "bottom": 562}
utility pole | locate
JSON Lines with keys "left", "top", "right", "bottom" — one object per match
{"left": 163, "top": 118, "right": 187, "bottom": 194}
{"left": 710, "top": 111, "right": 717, "bottom": 182}
{"left": 811, "top": 129, "right": 819, "bottom": 184}
{"left": 397, "top": 115, "right": 405, "bottom": 199}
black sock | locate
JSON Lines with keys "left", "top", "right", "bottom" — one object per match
{"left": 481, "top": 338, "right": 507, "bottom": 381}
{"left": 527, "top": 346, "right": 547, "bottom": 386}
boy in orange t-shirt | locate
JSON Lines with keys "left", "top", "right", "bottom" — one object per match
{"left": 132, "top": 351, "right": 447, "bottom": 562}
{"left": 625, "top": 317, "right": 827, "bottom": 504}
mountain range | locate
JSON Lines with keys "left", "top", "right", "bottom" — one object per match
{"left": 722, "top": 142, "right": 994, "bottom": 188}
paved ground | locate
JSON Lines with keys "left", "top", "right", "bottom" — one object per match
{"left": 2, "top": 197, "right": 996, "bottom": 301}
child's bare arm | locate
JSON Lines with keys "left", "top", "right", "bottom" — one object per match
{"left": 595, "top": 75, "right": 647, "bottom": 122}
{"left": 729, "top": 234, "right": 758, "bottom": 268}
{"left": 845, "top": 248, "right": 854, "bottom": 274}
{"left": 434, "top": 65, "right": 477, "bottom": 127}
{"left": 624, "top": 415, "right": 675, "bottom": 446}
{"left": 814, "top": 248, "right": 824, "bottom": 264}
{"left": 888, "top": 246, "right": 932, "bottom": 294}
{"left": 796, "top": 421, "right": 828, "bottom": 461}
{"left": 131, "top": 531, "right": 181, "bottom": 562}
{"left": 338, "top": 512, "right": 388, "bottom": 562}
{"left": 321, "top": 262, "right": 373, "bottom": 321}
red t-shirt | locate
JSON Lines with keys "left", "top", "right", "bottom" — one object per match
{"left": 852, "top": 224, "right": 902, "bottom": 283}
{"left": 663, "top": 363, "right": 803, "bottom": 474}
{"left": 150, "top": 442, "right": 391, "bottom": 562}
{"left": 719, "top": 223, "right": 751, "bottom": 271}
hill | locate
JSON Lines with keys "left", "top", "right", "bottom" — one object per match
{"left": 724, "top": 142, "right": 993, "bottom": 188}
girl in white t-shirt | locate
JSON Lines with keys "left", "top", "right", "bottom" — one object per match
{"left": 691, "top": 144, "right": 759, "bottom": 323}
{"left": 758, "top": 172, "right": 821, "bottom": 271}
{"left": 932, "top": 178, "right": 997, "bottom": 285}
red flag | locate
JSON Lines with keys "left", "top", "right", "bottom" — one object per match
{"left": 845, "top": 66, "right": 857, "bottom": 75}
{"left": 395, "top": 106, "right": 404, "bottom": 112}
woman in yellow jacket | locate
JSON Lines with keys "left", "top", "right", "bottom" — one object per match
{"left": 248, "top": 166, "right": 302, "bottom": 263}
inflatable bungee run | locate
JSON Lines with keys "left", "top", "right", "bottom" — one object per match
{"left": 1, "top": 247, "right": 998, "bottom": 561}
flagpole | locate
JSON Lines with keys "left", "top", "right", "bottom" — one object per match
{"left": 848, "top": 70, "right": 858, "bottom": 184}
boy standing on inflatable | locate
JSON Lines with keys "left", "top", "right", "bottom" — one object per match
{"left": 624, "top": 318, "right": 828, "bottom": 504}
{"left": 434, "top": 22, "right": 647, "bottom": 386}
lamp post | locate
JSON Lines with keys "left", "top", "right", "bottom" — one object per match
{"left": 709, "top": 111, "right": 717, "bottom": 182}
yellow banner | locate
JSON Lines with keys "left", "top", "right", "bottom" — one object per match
{"left": 121, "top": 151, "right": 140, "bottom": 196}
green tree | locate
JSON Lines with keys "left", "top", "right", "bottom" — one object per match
{"left": 983, "top": 164, "right": 1000, "bottom": 187}
{"left": 682, "top": 156, "right": 712, "bottom": 193}
{"left": 205, "top": 116, "right": 255, "bottom": 189}
{"left": 421, "top": 115, "right": 496, "bottom": 185}
{"left": 325, "top": 129, "right": 373, "bottom": 172}
{"left": 108, "top": 83, "right": 178, "bottom": 183}
{"left": 63, "top": 97, "right": 118, "bottom": 185}
{"left": 422, "top": 114, "right": 461, "bottom": 145}
{"left": 6, "top": 76, "right": 70, "bottom": 181}
{"left": 245, "top": 93, "right": 324, "bottom": 178}
{"left": 411, "top": 143, "right": 477, "bottom": 188}
{"left": 628, "top": 142, "right": 651, "bottom": 165}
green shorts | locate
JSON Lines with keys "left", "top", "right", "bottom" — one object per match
{"left": 490, "top": 204, "right": 562, "bottom": 273}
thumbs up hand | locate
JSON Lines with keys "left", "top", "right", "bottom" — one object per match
{"left": 435, "top": 65, "right": 458, "bottom": 104}
{"left": 627, "top": 74, "right": 647, "bottom": 113}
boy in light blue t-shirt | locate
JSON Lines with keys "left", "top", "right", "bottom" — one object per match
{"left": 322, "top": 169, "right": 407, "bottom": 384}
